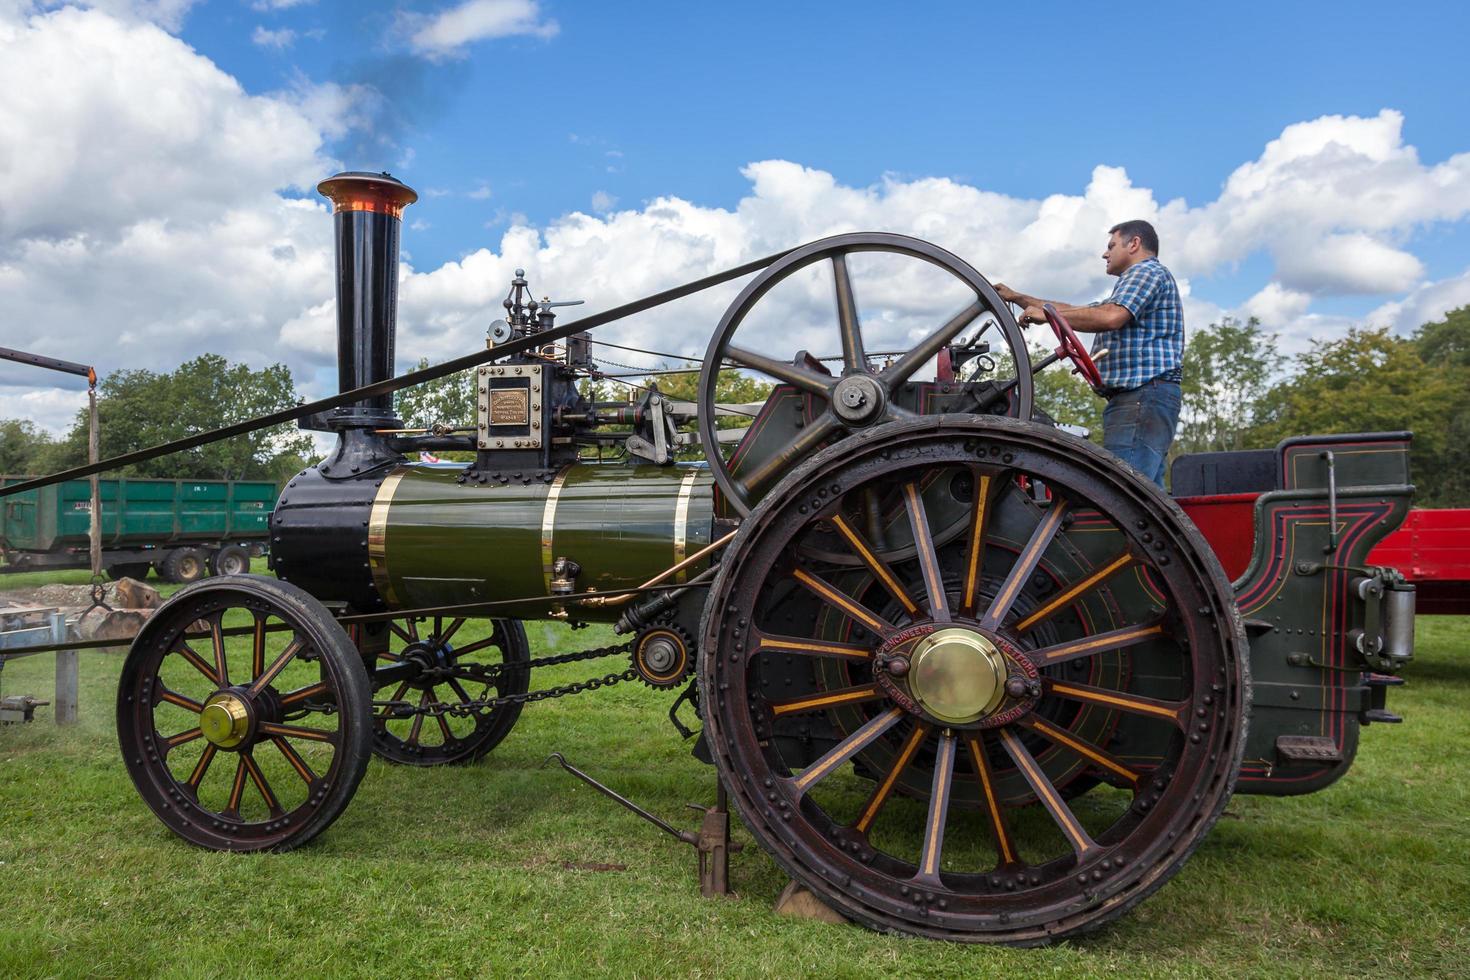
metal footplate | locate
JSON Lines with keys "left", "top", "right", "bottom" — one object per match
{"left": 1274, "top": 735, "right": 1345, "bottom": 764}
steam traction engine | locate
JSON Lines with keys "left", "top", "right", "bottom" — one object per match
{"left": 110, "top": 173, "right": 1416, "bottom": 943}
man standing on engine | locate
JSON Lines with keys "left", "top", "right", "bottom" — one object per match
{"left": 994, "top": 219, "right": 1184, "bottom": 488}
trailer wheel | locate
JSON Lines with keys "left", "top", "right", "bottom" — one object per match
{"left": 107, "top": 562, "right": 153, "bottom": 581}
{"left": 699, "top": 416, "right": 1249, "bottom": 943}
{"left": 210, "top": 545, "right": 251, "bottom": 577}
{"left": 117, "top": 575, "right": 373, "bottom": 851}
{"left": 161, "top": 547, "right": 207, "bottom": 583}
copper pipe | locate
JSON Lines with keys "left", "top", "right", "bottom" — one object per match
{"left": 581, "top": 530, "right": 737, "bottom": 607}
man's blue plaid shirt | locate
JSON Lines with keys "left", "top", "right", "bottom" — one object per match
{"left": 1091, "top": 256, "right": 1184, "bottom": 391}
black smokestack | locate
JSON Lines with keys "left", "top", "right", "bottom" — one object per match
{"left": 316, "top": 171, "right": 418, "bottom": 429}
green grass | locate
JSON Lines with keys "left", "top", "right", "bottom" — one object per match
{"left": 1, "top": 570, "right": 1467, "bottom": 978}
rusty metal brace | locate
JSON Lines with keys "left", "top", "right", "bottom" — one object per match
{"left": 542, "top": 752, "right": 741, "bottom": 897}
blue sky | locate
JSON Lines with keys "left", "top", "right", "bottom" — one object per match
{"left": 2, "top": 0, "right": 1469, "bottom": 431}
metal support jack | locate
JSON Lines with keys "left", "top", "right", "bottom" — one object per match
{"left": 543, "top": 752, "right": 740, "bottom": 897}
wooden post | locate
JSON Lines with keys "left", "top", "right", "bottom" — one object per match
{"left": 52, "top": 612, "right": 77, "bottom": 725}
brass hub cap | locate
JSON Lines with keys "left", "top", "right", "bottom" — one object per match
{"left": 907, "top": 628, "right": 1008, "bottom": 725}
{"left": 199, "top": 692, "right": 252, "bottom": 749}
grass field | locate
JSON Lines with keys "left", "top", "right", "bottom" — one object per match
{"left": 1, "top": 566, "right": 1467, "bottom": 978}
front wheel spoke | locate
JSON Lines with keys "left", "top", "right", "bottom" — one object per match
{"left": 176, "top": 643, "right": 219, "bottom": 685}
{"left": 724, "top": 344, "right": 832, "bottom": 397}
{"left": 248, "top": 638, "right": 304, "bottom": 697}
{"left": 854, "top": 722, "right": 930, "bottom": 833}
{"left": 771, "top": 684, "right": 883, "bottom": 720}
{"left": 791, "top": 567, "right": 892, "bottom": 635}
{"left": 225, "top": 758, "right": 248, "bottom": 816}
{"left": 163, "top": 727, "right": 203, "bottom": 751}
{"left": 737, "top": 413, "right": 843, "bottom": 499}
{"left": 788, "top": 706, "right": 905, "bottom": 794}
{"left": 1028, "top": 618, "right": 1167, "bottom": 669}
{"left": 998, "top": 728, "right": 1096, "bottom": 859}
{"left": 407, "top": 619, "right": 421, "bottom": 642}
{"left": 1043, "top": 678, "right": 1188, "bottom": 728}
{"left": 880, "top": 299, "right": 985, "bottom": 388}
{"left": 980, "top": 499, "right": 1070, "bottom": 630}
{"left": 902, "top": 482, "right": 950, "bottom": 621}
{"left": 914, "top": 730, "right": 958, "bottom": 883}
{"left": 388, "top": 622, "right": 413, "bottom": 644}
{"left": 439, "top": 617, "right": 467, "bottom": 645}
{"left": 431, "top": 689, "right": 455, "bottom": 742}
{"left": 1012, "top": 552, "right": 1136, "bottom": 634}
{"left": 279, "top": 681, "right": 330, "bottom": 708}
{"left": 959, "top": 469, "right": 997, "bottom": 617}
{"left": 378, "top": 681, "right": 411, "bottom": 719}
{"left": 210, "top": 615, "right": 229, "bottom": 688}
{"left": 186, "top": 743, "right": 218, "bottom": 791}
{"left": 407, "top": 692, "right": 429, "bottom": 746}
{"left": 964, "top": 733, "right": 1019, "bottom": 867}
{"left": 831, "top": 253, "right": 867, "bottom": 372}
{"left": 754, "top": 631, "right": 874, "bottom": 662}
{"left": 158, "top": 688, "right": 204, "bottom": 713}
{"left": 826, "top": 515, "right": 919, "bottom": 618}
{"left": 240, "top": 750, "right": 284, "bottom": 817}
{"left": 258, "top": 721, "right": 336, "bottom": 744}
{"left": 1017, "top": 717, "right": 1142, "bottom": 789}
{"left": 272, "top": 735, "right": 318, "bottom": 785}
{"left": 445, "top": 633, "right": 498, "bottom": 658}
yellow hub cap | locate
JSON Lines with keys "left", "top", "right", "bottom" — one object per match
{"left": 908, "top": 628, "right": 1007, "bottom": 725}
{"left": 199, "top": 692, "right": 251, "bottom": 749}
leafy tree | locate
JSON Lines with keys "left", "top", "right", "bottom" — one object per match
{"left": 0, "top": 419, "right": 57, "bottom": 475}
{"left": 47, "top": 354, "right": 314, "bottom": 483}
{"left": 393, "top": 357, "right": 478, "bottom": 431}
{"left": 1177, "top": 317, "right": 1283, "bottom": 455}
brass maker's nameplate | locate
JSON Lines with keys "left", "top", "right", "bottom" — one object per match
{"left": 490, "top": 389, "right": 529, "bottom": 426}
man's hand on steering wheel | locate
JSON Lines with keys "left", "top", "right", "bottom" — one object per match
{"left": 1018, "top": 304, "right": 1048, "bottom": 326}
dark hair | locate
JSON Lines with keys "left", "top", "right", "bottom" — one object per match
{"left": 1109, "top": 219, "right": 1159, "bottom": 256}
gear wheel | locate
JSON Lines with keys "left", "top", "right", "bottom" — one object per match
{"left": 631, "top": 624, "right": 693, "bottom": 688}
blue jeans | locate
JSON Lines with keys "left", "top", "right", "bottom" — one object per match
{"left": 1101, "top": 379, "right": 1181, "bottom": 488}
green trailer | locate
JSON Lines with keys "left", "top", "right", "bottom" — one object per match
{"left": 0, "top": 476, "right": 277, "bottom": 582}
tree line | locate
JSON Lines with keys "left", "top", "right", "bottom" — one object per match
{"left": 2, "top": 308, "right": 1465, "bottom": 505}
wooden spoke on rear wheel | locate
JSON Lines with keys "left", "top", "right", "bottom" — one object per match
{"left": 789, "top": 707, "right": 905, "bottom": 794}
{"left": 1016, "top": 716, "right": 1143, "bottom": 789}
{"left": 791, "top": 567, "right": 892, "bottom": 635}
{"left": 902, "top": 482, "right": 950, "bottom": 621}
{"left": 1012, "top": 552, "right": 1136, "bottom": 634}
{"left": 998, "top": 728, "right": 1096, "bottom": 859}
{"left": 831, "top": 253, "right": 867, "bottom": 372}
{"left": 1043, "top": 678, "right": 1188, "bottom": 728}
{"left": 965, "top": 733, "right": 1019, "bottom": 867}
{"left": 914, "top": 731, "right": 958, "bottom": 884}
{"left": 379, "top": 680, "right": 410, "bottom": 719}
{"left": 854, "top": 722, "right": 930, "bottom": 834}
{"left": 826, "top": 514, "right": 919, "bottom": 617}
{"left": 981, "top": 499, "right": 1070, "bottom": 630}
{"left": 771, "top": 685, "right": 884, "bottom": 720}
{"left": 959, "top": 469, "right": 996, "bottom": 617}
{"left": 1029, "top": 618, "right": 1167, "bottom": 669}
{"left": 754, "top": 631, "right": 874, "bottom": 662}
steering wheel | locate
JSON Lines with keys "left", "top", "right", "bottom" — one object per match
{"left": 1042, "top": 303, "right": 1104, "bottom": 391}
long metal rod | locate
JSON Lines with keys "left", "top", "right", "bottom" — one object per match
{"left": 0, "top": 346, "right": 95, "bottom": 383}
{"left": 0, "top": 247, "right": 796, "bottom": 500}
{"left": 542, "top": 752, "right": 698, "bottom": 845}
{"left": 582, "top": 531, "right": 737, "bottom": 607}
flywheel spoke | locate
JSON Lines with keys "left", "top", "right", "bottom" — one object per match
{"left": 724, "top": 344, "right": 833, "bottom": 397}
{"left": 736, "top": 413, "right": 844, "bottom": 500}
{"left": 831, "top": 253, "right": 868, "bottom": 373}
{"left": 879, "top": 299, "right": 985, "bottom": 389}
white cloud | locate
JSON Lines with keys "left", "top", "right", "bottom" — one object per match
{"left": 1240, "top": 283, "right": 1312, "bottom": 325}
{"left": 590, "top": 190, "right": 616, "bottom": 213}
{"left": 251, "top": 0, "right": 314, "bottom": 10}
{"left": 468, "top": 183, "right": 492, "bottom": 200}
{"left": 1367, "top": 267, "right": 1470, "bottom": 333}
{"left": 33, "top": 0, "right": 201, "bottom": 32}
{"left": 405, "top": 0, "right": 557, "bottom": 61}
{"left": 251, "top": 24, "right": 295, "bottom": 49}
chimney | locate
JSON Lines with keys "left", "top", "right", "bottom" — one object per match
{"left": 316, "top": 171, "right": 418, "bottom": 429}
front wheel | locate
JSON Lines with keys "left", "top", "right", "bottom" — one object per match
{"left": 117, "top": 575, "right": 373, "bottom": 851}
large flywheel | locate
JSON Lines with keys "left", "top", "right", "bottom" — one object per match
{"left": 698, "top": 415, "right": 1249, "bottom": 943}
{"left": 698, "top": 233, "right": 1034, "bottom": 515}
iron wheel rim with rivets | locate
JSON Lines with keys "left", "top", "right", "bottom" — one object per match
{"left": 117, "top": 575, "right": 373, "bottom": 852}
{"left": 369, "top": 616, "right": 530, "bottom": 765}
{"left": 698, "top": 415, "right": 1249, "bottom": 943}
